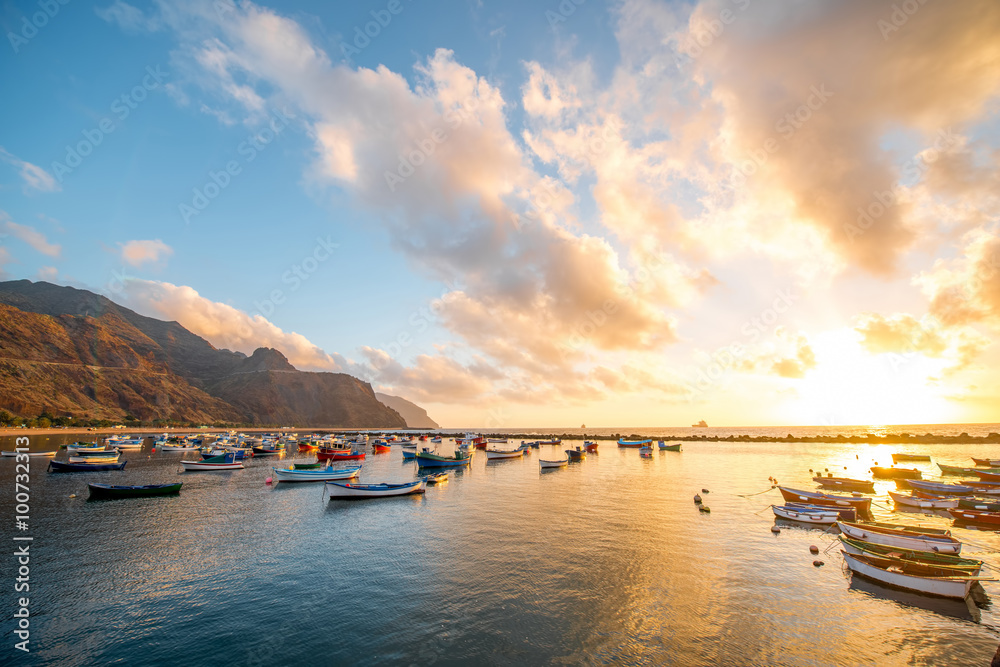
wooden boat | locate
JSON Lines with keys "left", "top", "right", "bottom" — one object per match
{"left": 288, "top": 461, "right": 323, "bottom": 470}
{"left": 298, "top": 442, "right": 319, "bottom": 452}
{"left": 88, "top": 482, "right": 182, "bottom": 499}
{"left": 841, "top": 551, "right": 987, "bottom": 599}
{"left": 583, "top": 441, "right": 599, "bottom": 453}
{"left": 317, "top": 448, "right": 365, "bottom": 461}
{"left": 785, "top": 502, "right": 857, "bottom": 522}
{"left": 836, "top": 521, "right": 962, "bottom": 554}
{"left": 485, "top": 448, "right": 524, "bottom": 460}
{"left": 66, "top": 443, "right": 104, "bottom": 453}
{"left": 430, "top": 436, "right": 443, "bottom": 443}
{"left": 974, "top": 469, "right": 1000, "bottom": 482}
{"left": 812, "top": 476, "right": 875, "bottom": 493}
{"left": 112, "top": 440, "right": 144, "bottom": 450}
{"left": 870, "top": 467, "right": 921, "bottom": 480}
{"left": 159, "top": 443, "right": 200, "bottom": 451}
{"left": 890, "top": 453, "right": 932, "bottom": 463}
{"left": 1, "top": 450, "right": 57, "bottom": 457}
{"left": 373, "top": 444, "right": 391, "bottom": 454}
{"left": 272, "top": 465, "right": 361, "bottom": 482}
{"left": 657, "top": 441, "right": 682, "bottom": 451}
{"left": 252, "top": 446, "right": 284, "bottom": 456}
{"left": 866, "top": 521, "right": 951, "bottom": 536}
{"left": 778, "top": 487, "right": 872, "bottom": 514}
{"left": 326, "top": 480, "right": 425, "bottom": 498}
{"left": 537, "top": 438, "right": 561, "bottom": 445}
{"left": 70, "top": 448, "right": 119, "bottom": 457}
{"left": 68, "top": 454, "right": 120, "bottom": 463}
{"left": 888, "top": 490, "right": 958, "bottom": 509}
{"left": 971, "top": 457, "right": 1000, "bottom": 467}
{"left": 938, "top": 463, "right": 999, "bottom": 476}
{"left": 617, "top": 438, "right": 651, "bottom": 447}
{"left": 48, "top": 460, "right": 127, "bottom": 472}
{"left": 487, "top": 438, "right": 509, "bottom": 444}
{"left": 415, "top": 449, "right": 473, "bottom": 468}
{"left": 565, "top": 447, "right": 586, "bottom": 460}
{"left": 948, "top": 508, "right": 1000, "bottom": 526}
{"left": 772, "top": 505, "right": 840, "bottom": 524}
{"left": 402, "top": 449, "right": 417, "bottom": 460}
{"left": 839, "top": 536, "right": 982, "bottom": 573}
{"left": 903, "top": 480, "right": 977, "bottom": 495}
{"left": 180, "top": 453, "right": 243, "bottom": 471}
{"left": 539, "top": 457, "right": 569, "bottom": 469}
{"left": 958, "top": 498, "right": 1000, "bottom": 512}
{"left": 423, "top": 472, "right": 448, "bottom": 484}
{"left": 964, "top": 481, "right": 1000, "bottom": 495}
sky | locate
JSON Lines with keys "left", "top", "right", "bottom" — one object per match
{"left": 1, "top": 0, "right": 999, "bottom": 428}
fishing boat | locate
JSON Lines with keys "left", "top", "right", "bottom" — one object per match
{"left": 890, "top": 453, "right": 932, "bottom": 463}
{"left": 180, "top": 453, "right": 243, "bottom": 471}
{"left": 812, "top": 476, "right": 875, "bottom": 493}
{"left": 841, "top": 551, "right": 987, "bottom": 599}
{"left": 565, "top": 447, "right": 586, "bottom": 461}
{"left": 971, "top": 457, "right": 1000, "bottom": 467}
{"left": 68, "top": 454, "right": 121, "bottom": 464}
{"left": 87, "top": 482, "right": 182, "bottom": 499}
{"left": 112, "top": 439, "right": 145, "bottom": 450}
{"left": 583, "top": 441, "right": 599, "bottom": 453}
{"left": 839, "top": 536, "right": 982, "bottom": 573}
{"left": 938, "top": 463, "right": 998, "bottom": 476}
{"left": 430, "top": 436, "right": 443, "bottom": 443}
{"left": 964, "top": 481, "right": 1000, "bottom": 496}
{"left": 836, "top": 521, "right": 962, "bottom": 554}
{"left": 423, "top": 472, "right": 448, "bottom": 484}
{"left": 373, "top": 444, "right": 392, "bottom": 454}
{"left": 639, "top": 446, "right": 653, "bottom": 457}
{"left": 958, "top": 498, "right": 1000, "bottom": 512}
{"left": 48, "top": 460, "right": 127, "bottom": 473}
{"left": 288, "top": 461, "right": 323, "bottom": 470}
{"left": 539, "top": 457, "right": 569, "bottom": 469}
{"left": 974, "top": 469, "right": 1000, "bottom": 482}
{"left": 272, "top": 465, "right": 361, "bottom": 482}
{"left": 487, "top": 438, "right": 510, "bottom": 444}
{"left": 252, "top": 446, "right": 284, "bottom": 456}
{"left": 485, "top": 448, "right": 524, "bottom": 460}
{"left": 1, "top": 450, "right": 57, "bottom": 457}
{"left": 658, "top": 441, "right": 682, "bottom": 451}
{"left": 66, "top": 442, "right": 104, "bottom": 453}
{"left": 416, "top": 449, "right": 473, "bottom": 468}
{"left": 298, "top": 442, "right": 319, "bottom": 452}
{"left": 887, "top": 490, "right": 959, "bottom": 509}
{"left": 325, "top": 480, "right": 425, "bottom": 499}
{"left": 948, "top": 508, "right": 1000, "bottom": 526}
{"left": 537, "top": 438, "right": 562, "bottom": 445}
{"left": 317, "top": 448, "right": 365, "bottom": 461}
{"left": 903, "top": 480, "right": 978, "bottom": 495}
{"left": 70, "top": 448, "right": 120, "bottom": 458}
{"left": 772, "top": 505, "right": 840, "bottom": 524}
{"left": 785, "top": 502, "right": 857, "bottom": 522}
{"left": 870, "top": 467, "right": 921, "bottom": 480}
{"left": 402, "top": 449, "right": 417, "bottom": 460}
{"left": 617, "top": 438, "right": 651, "bottom": 448}
{"left": 159, "top": 442, "right": 200, "bottom": 451}
{"left": 778, "top": 487, "right": 872, "bottom": 514}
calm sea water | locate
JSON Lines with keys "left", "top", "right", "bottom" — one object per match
{"left": 3, "top": 426, "right": 1000, "bottom": 666}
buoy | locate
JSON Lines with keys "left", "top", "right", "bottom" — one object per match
{"left": 265, "top": 477, "right": 273, "bottom": 485}
{"left": 69, "top": 494, "right": 76, "bottom": 498}
{"left": 813, "top": 560, "right": 824, "bottom": 567}
{"left": 843, "top": 466, "right": 847, "bottom": 470}
{"left": 809, "top": 545, "right": 819, "bottom": 554}
{"left": 702, "top": 488, "right": 709, "bottom": 494}
{"left": 855, "top": 454, "right": 859, "bottom": 459}
{"left": 808, "top": 469, "right": 813, "bottom": 473}
{"left": 771, "top": 526, "right": 780, "bottom": 534}
{"left": 694, "top": 494, "right": 702, "bottom": 504}
{"left": 151, "top": 447, "right": 156, "bottom": 452}
{"left": 699, "top": 505, "right": 711, "bottom": 513}
{"left": 824, "top": 468, "right": 829, "bottom": 472}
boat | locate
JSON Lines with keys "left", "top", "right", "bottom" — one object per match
{"left": 326, "top": 480, "right": 425, "bottom": 499}
{"left": 1, "top": 450, "right": 57, "bottom": 457}
{"left": 974, "top": 469, "right": 1000, "bottom": 482}
{"left": 288, "top": 461, "right": 323, "bottom": 470}
{"left": 785, "top": 502, "right": 857, "bottom": 522}
{"left": 111, "top": 439, "right": 144, "bottom": 450}
{"left": 317, "top": 448, "right": 365, "bottom": 461}
{"left": 180, "top": 453, "right": 243, "bottom": 471}
{"left": 839, "top": 535, "right": 982, "bottom": 573}
{"left": 583, "top": 441, "right": 599, "bottom": 453}
{"left": 402, "top": 449, "right": 417, "bottom": 460}
{"left": 373, "top": 443, "right": 391, "bottom": 454}
{"left": 68, "top": 454, "right": 120, "bottom": 463}
{"left": 252, "top": 446, "right": 284, "bottom": 456}
{"left": 539, "top": 457, "right": 569, "bottom": 469}
{"left": 430, "top": 437, "right": 443, "bottom": 443}
{"left": 958, "top": 498, "right": 1000, "bottom": 512}
{"left": 777, "top": 487, "right": 872, "bottom": 514}
{"left": 870, "top": 467, "right": 921, "bottom": 480}
{"left": 692, "top": 420, "right": 708, "bottom": 428}
{"left": 639, "top": 446, "right": 653, "bottom": 457}
{"left": 836, "top": 521, "right": 962, "bottom": 554}
{"left": 658, "top": 441, "right": 682, "bottom": 451}
{"left": 617, "top": 438, "right": 651, "bottom": 447}
{"left": 948, "top": 508, "right": 1000, "bottom": 526}
{"left": 841, "top": 551, "right": 988, "bottom": 599}
{"left": 536, "top": 438, "right": 562, "bottom": 445}
{"left": 485, "top": 448, "right": 524, "bottom": 460}
{"left": 272, "top": 465, "right": 362, "bottom": 482}
{"left": 298, "top": 442, "right": 319, "bottom": 452}
{"left": 69, "top": 448, "right": 119, "bottom": 457}
{"left": 887, "top": 491, "right": 959, "bottom": 509}
{"left": 416, "top": 449, "right": 473, "bottom": 468}
{"left": 48, "top": 460, "right": 127, "bottom": 473}
{"left": 938, "top": 463, "right": 998, "bottom": 476}
{"left": 772, "top": 505, "right": 840, "bottom": 524}
{"left": 964, "top": 481, "right": 1000, "bottom": 495}
{"left": 903, "top": 480, "right": 978, "bottom": 495}
{"left": 890, "top": 453, "right": 932, "bottom": 463}
{"left": 971, "top": 457, "right": 1000, "bottom": 467}
{"left": 487, "top": 438, "right": 509, "bottom": 444}
{"left": 87, "top": 482, "right": 182, "bottom": 499}
{"left": 423, "top": 472, "right": 448, "bottom": 484}
{"left": 159, "top": 443, "right": 200, "bottom": 451}
{"left": 812, "top": 477, "right": 875, "bottom": 493}
{"left": 565, "top": 447, "right": 586, "bottom": 461}
{"left": 66, "top": 442, "right": 104, "bottom": 453}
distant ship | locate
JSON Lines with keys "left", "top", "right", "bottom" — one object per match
{"left": 692, "top": 420, "right": 708, "bottom": 428}
{"left": 581, "top": 424, "right": 586, "bottom": 429}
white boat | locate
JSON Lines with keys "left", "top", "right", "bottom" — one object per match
{"left": 113, "top": 441, "right": 144, "bottom": 450}
{"left": 539, "top": 458, "right": 569, "bottom": 469}
{"left": 887, "top": 491, "right": 959, "bottom": 509}
{"left": 1, "top": 450, "right": 57, "bottom": 457}
{"left": 837, "top": 521, "right": 962, "bottom": 554}
{"left": 772, "top": 505, "right": 840, "bottom": 524}
{"left": 486, "top": 448, "right": 524, "bottom": 460}
{"left": 67, "top": 443, "right": 104, "bottom": 453}
{"left": 325, "top": 480, "right": 425, "bottom": 498}
{"left": 272, "top": 465, "right": 362, "bottom": 482}
{"left": 841, "top": 551, "right": 987, "bottom": 599}
{"left": 69, "top": 454, "right": 120, "bottom": 463}
{"left": 487, "top": 438, "right": 510, "bottom": 444}
{"left": 179, "top": 459, "right": 244, "bottom": 471}
{"left": 159, "top": 443, "right": 200, "bottom": 451}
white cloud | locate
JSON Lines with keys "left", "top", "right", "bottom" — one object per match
{"left": 119, "top": 239, "right": 173, "bottom": 267}
{"left": 0, "top": 147, "right": 60, "bottom": 194}
{"left": 2, "top": 217, "right": 61, "bottom": 257}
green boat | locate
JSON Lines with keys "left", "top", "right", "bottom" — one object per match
{"left": 937, "top": 463, "right": 1000, "bottom": 476}
{"left": 88, "top": 482, "right": 182, "bottom": 499}
{"left": 658, "top": 441, "right": 682, "bottom": 451}
{"left": 958, "top": 497, "right": 1000, "bottom": 512}
{"left": 838, "top": 535, "right": 983, "bottom": 573}
{"left": 415, "top": 449, "right": 473, "bottom": 468}
{"left": 289, "top": 461, "right": 323, "bottom": 470}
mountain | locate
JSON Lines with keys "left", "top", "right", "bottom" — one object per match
{"left": 376, "top": 392, "right": 440, "bottom": 428}
{"left": 0, "top": 280, "right": 407, "bottom": 427}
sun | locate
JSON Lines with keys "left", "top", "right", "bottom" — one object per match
{"left": 782, "top": 329, "right": 958, "bottom": 426}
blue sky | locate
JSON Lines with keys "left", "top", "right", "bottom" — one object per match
{"left": 2, "top": 0, "right": 999, "bottom": 427}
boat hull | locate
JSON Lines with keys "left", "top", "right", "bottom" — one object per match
{"left": 180, "top": 460, "right": 244, "bottom": 471}
{"left": 326, "top": 480, "right": 425, "bottom": 498}
{"left": 539, "top": 459, "right": 568, "bottom": 469}
{"left": 837, "top": 521, "right": 962, "bottom": 554}
{"left": 272, "top": 466, "right": 361, "bottom": 481}
{"left": 812, "top": 477, "right": 875, "bottom": 493}
{"left": 772, "top": 506, "right": 839, "bottom": 524}
{"left": 777, "top": 487, "right": 872, "bottom": 514}
{"left": 890, "top": 453, "right": 932, "bottom": 463}
{"left": 948, "top": 508, "right": 1000, "bottom": 526}
{"left": 88, "top": 483, "right": 182, "bottom": 499}
{"left": 485, "top": 450, "right": 524, "bottom": 459}
{"left": 839, "top": 536, "right": 982, "bottom": 573}
{"left": 48, "top": 460, "right": 127, "bottom": 473}
{"left": 1, "top": 451, "right": 57, "bottom": 457}
{"left": 870, "top": 467, "right": 922, "bottom": 480}
{"left": 415, "top": 452, "right": 473, "bottom": 468}
{"left": 888, "top": 491, "right": 958, "bottom": 509}
{"left": 842, "top": 551, "right": 975, "bottom": 600}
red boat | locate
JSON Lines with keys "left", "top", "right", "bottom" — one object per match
{"left": 777, "top": 486, "right": 872, "bottom": 515}
{"left": 948, "top": 508, "right": 1000, "bottom": 525}
{"left": 317, "top": 448, "right": 365, "bottom": 461}
{"left": 373, "top": 444, "right": 391, "bottom": 454}
{"left": 298, "top": 443, "right": 319, "bottom": 452}
{"left": 974, "top": 470, "right": 1000, "bottom": 482}
{"left": 419, "top": 435, "right": 429, "bottom": 441}
{"left": 584, "top": 441, "right": 599, "bottom": 453}
{"left": 972, "top": 457, "right": 1000, "bottom": 467}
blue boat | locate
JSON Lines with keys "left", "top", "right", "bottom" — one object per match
{"left": 49, "top": 460, "right": 128, "bottom": 473}
{"left": 415, "top": 449, "right": 473, "bottom": 468}
{"left": 402, "top": 449, "right": 417, "bottom": 460}
{"left": 905, "top": 479, "right": 977, "bottom": 495}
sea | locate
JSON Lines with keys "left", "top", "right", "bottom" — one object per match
{"left": 2, "top": 424, "right": 999, "bottom": 666}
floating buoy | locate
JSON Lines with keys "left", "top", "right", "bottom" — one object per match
{"left": 813, "top": 560, "right": 824, "bottom": 567}
{"left": 151, "top": 447, "right": 156, "bottom": 452}
{"left": 843, "top": 466, "right": 847, "bottom": 470}
{"left": 771, "top": 526, "right": 781, "bottom": 534}
{"left": 265, "top": 477, "right": 273, "bottom": 485}
{"left": 702, "top": 488, "right": 709, "bottom": 494}
{"left": 69, "top": 494, "right": 76, "bottom": 498}
{"left": 808, "top": 469, "right": 813, "bottom": 473}
{"left": 824, "top": 468, "right": 829, "bottom": 472}
{"left": 855, "top": 455, "right": 859, "bottom": 459}
{"left": 694, "top": 494, "right": 702, "bottom": 504}
{"left": 699, "top": 505, "right": 711, "bottom": 513}
{"left": 809, "top": 545, "right": 819, "bottom": 554}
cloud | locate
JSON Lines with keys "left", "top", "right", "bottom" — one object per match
{"left": 0, "top": 147, "right": 60, "bottom": 193}
{"left": 95, "top": 1, "right": 161, "bottom": 32}
{"left": 916, "top": 227, "right": 1000, "bottom": 327}
{"left": 36, "top": 266, "right": 58, "bottom": 281}
{"left": 119, "top": 239, "right": 173, "bottom": 267}
{"left": 2, "top": 217, "right": 61, "bottom": 257}
{"left": 854, "top": 311, "right": 991, "bottom": 375}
